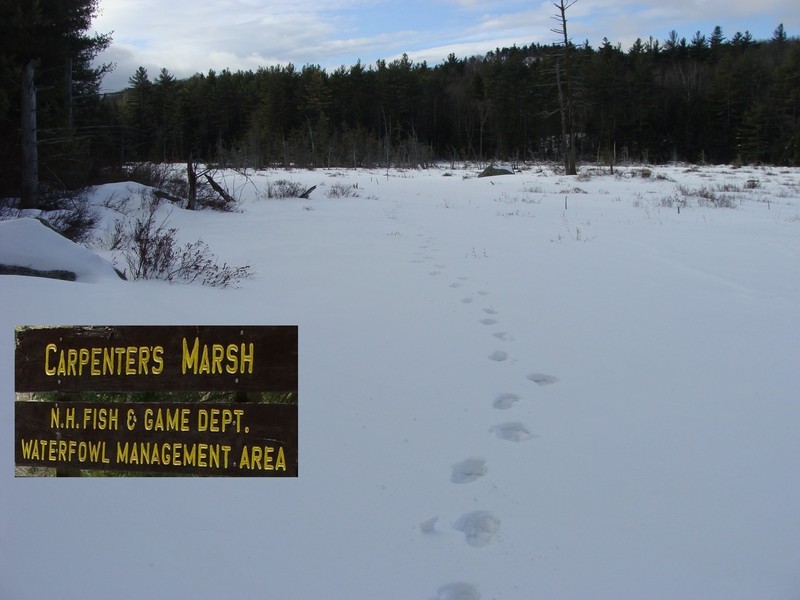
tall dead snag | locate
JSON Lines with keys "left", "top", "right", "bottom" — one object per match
{"left": 21, "top": 60, "right": 39, "bottom": 208}
{"left": 187, "top": 155, "right": 198, "bottom": 210}
{"left": 552, "top": 0, "right": 578, "bottom": 175}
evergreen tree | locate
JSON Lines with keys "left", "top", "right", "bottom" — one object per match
{"left": 0, "top": 0, "right": 111, "bottom": 205}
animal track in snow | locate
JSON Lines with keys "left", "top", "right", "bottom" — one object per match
{"left": 454, "top": 511, "right": 501, "bottom": 547}
{"left": 490, "top": 422, "right": 534, "bottom": 442}
{"left": 449, "top": 282, "right": 462, "bottom": 288}
{"left": 493, "top": 331, "right": 514, "bottom": 342}
{"left": 419, "top": 516, "right": 439, "bottom": 534}
{"left": 482, "top": 308, "right": 498, "bottom": 315}
{"left": 451, "top": 457, "right": 488, "bottom": 483}
{"left": 488, "top": 350, "right": 508, "bottom": 362}
{"left": 434, "top": 582, "right": 481, "bottom": 600}
{"left": 493, "top": 393, "right": 521, "bottom": 409}
{"left": 527, "top": 372, "right": 559, "bottom": 386}
{"left": 479, "top": 318, "right": 498, "bottom": 326}
{"left": 429, "top": 270, "right": 442, "bottom": 276}
{"left": 478, "top": 291, "right": 489, "bottom": 296}
{"left": 461, "top": 297, "right": 474, "bottom": 304}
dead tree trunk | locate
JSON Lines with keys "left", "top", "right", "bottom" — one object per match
{"left": 552, "top": 0, "right": 578, "bottom": 175}
{"left": 187, "top": 155, "right": 197, "bottom": 210}
{"left": 21, "top": 60, "right": 39, "bottom": 208}
{"left": 204, "top": 173, "right": 235, "bottom": 204}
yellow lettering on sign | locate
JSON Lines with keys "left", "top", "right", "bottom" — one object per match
{"left": 19, "top": 438, "right": 109, "bottom": 464}
{"left": 91, "top": 347, "right": 102, "bottom": 375}
{"left": 125, "top": 346, "right": 137, "bottom": 375}
{"left": 240, "top": 343, "right": 254, "bottom": 374}
{"left": 138, "top": 346, "right": 150, "bottom": 374}
{"left": 103, "top": 347, "right": 115, "bottom": 373}
{"left": 42, "top": 343, "right": 167, "bottom": 377}
{"left": 238, "top": 445, "right": 286, "bottom": 471}
{"left": 152, "top": 346, "right": 164, "bottom": 374}
{"left": 114, "top": 442, "right": 231, "bottom": 470}
{"left": 44, "top": 343, "right": 57, "bottom": 375}
{"left": 182, "top": 337, "right": 200, "bottom": 374}
{"left": 143, "top": 407, "right": 190, "bottom": 432}
{"left": 182, "top": 337, "right": 255, "bottom": 375}
{"left": 81, "top": 407, "right": 119, "bottom": 431}
{"left": 197, "top": 408, "right": 245, "bottom": 433}
{"left": 66, "top": 348, "right": 78, "bottom": 376}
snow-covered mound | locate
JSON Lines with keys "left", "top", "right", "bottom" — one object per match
{"left": 0, "top": 217, "right": 121, "bottom": 283}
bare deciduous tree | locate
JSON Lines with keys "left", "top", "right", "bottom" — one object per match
{"left": 551, "top": 0, "right": 578, "bottom": 175}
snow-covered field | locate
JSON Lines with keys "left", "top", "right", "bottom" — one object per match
{"left": 2, "top": 163, "right": 799, "bottom": 599}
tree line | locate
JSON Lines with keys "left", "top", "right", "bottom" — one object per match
{"left": 1, "top": 1, "right": 798, "bottom": 206}
{"left": 110, "top": 23, "right": 800, "bottom": 172}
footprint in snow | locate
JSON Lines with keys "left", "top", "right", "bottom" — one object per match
{"left": 461, "top": 297, "right": 474, "bottom": 304}
{"left": 479, "top": 318, "right": 498, "bottom": 326}
{"left": 493, "top": 331, "right": 514, "bottom": 342}
{"left": 527, "top": 372, "right": 559, "bottom": 386}
{"left": 483, "top": 308, "right": 498, "bottom": 315}
{"left": 433, "top": 582, "right": 481, "bottom": 600}
{"left": 478, "top": 291, "right": 489, "bottom": 296}
{"left": 454, "top": 511, "right": 500, "bottom": 547}
{"left": 491, "top": 422, "right": 535, "bottom": 442}
{"left": 488, "top": 350, "right": 508, "bottom": 362}
{"left": 451, "top": 457, "right": 487, "bottom": 483}
{"left": 493, "top": 393, "right": 521, "bottom": 409}
{"left": 449, "top": 282, "right": 462, "bottom": 288}
{"left": 419, "top": 516, "right": 439, "bottom": 534}
{"left": 429, "top": 270, "right": 442, "bottom": 276}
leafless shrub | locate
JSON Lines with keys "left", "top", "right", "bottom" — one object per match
{"left": 265, "top": 179, "right": 305, "bottom": 198}
{"left": 745, "top": 178, "right": 761, "bottom": 189}
{"left": 326, "top": 183, "right": 361, "bottom": 198}
{"left": 31, "top": 190, "right": 99, "bottom": 244}
{"left": 115, "top": 192, "right": 252, "bottom": 287}
{"left": 40, "top": 204, "right": 99, "bottom": 244}
{"left": 126, "top": 162, "right": 186, "bottom": 196}
{"left": 658, "top": 194, "right": 687, "bottom": 209}
{"left": 677, "top": 185, "right": 736, "bottom": 208}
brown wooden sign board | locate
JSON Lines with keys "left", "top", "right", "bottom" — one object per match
{"left": 15, "top": 325, "right": 298, "bottom": 392}
{"left": 15, "top": 326, "right": 298, "bottom": 477}
{"left": 15, "top": 401, "right": 297, "bottom": 476}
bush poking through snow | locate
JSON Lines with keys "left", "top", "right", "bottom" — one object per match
{"left": 265, "top": 179, "right": 305, "bottom": 198}
{"left": 39, "top": 198, "right": 99, "bottom": 245}
{"left": 326, "top": 183, "right": 360, "bottom": 198}
{"left": 677, "top": 185, "right": 736, "bottom": 208}
{"left": 0, "top": 189, "right": 101, "bottom": 245}
{"left": 126, "top": 162, "right": 186, "bottom": 196}
{"left": 115, "top": 194, "right": 252, "bottom": 287}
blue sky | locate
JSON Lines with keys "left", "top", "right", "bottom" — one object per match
{"left": 92, "top": 0, "right": 799, "bottom": 91}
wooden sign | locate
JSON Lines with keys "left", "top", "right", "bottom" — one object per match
{"left": 15, "top": 325, "right": 297, "bottom": 392}
{"left": 15, "top": 326, "right": 298, "bottom": 477}
{"left": 15, "top": 401, "right": 297, "bottom": 476}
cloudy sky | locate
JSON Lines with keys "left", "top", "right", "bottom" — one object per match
{"left": 92, "top": 0, "right": 798, "bottom": 91}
